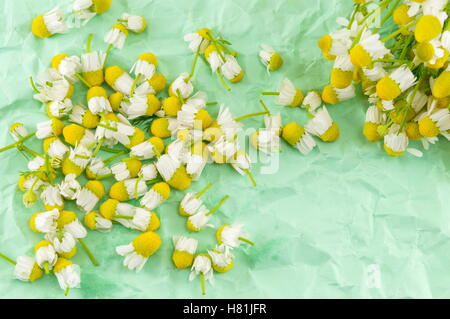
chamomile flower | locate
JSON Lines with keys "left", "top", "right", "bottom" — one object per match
{"left": 104, "top": 24, "right": 128, "bottom": 49}
{"left": 135, "top": 73, "right": 167, "bottom": 95}
{"left": 105, "top": 66, "right": 134, "bottom": 95}
{"left": 376, "top": 65, "right": 416, "bottom": 101}
{"left": 9, "top": 123, "right": 28, "bottom": 141}
{"left": 383, "top": 125, "right": 422, "bottom": 157}
{"left": 172, "top": 236, "right": 198, "bottom": 269}
{"left": 34, "top": 241, "right": 57, "bottom": 271}
{"left": 57, "top": 210, "right": 87, "bottom": 239}
{"left": 208, "top": 246, "right": 234, "bottom": 273}
{"left": 208, "top": 135, "right": 239, "bottom": 164}
{"left": 84, "top": 211, "right": 113, "bottom": 232}
{"left": 221, "top": 54, "right": 244, "bottom": 83}
{"left": 363, "top": 106, "right": 386, "bottom": 142}
{"left": 14, "top": 256, "right": 43, "bottom": 282}
{"left": 418, "top": 108, "right": 450, "bottom": 138}
{"left": 259, "top": 44, "right": 283, "bottom": 71}
{"left": 275, "top": 78, "right": 304, "bottom": 107}
{"left": 204, "top": 44, "right": 225, "bottom": 72}
{"left": 53, "top": 258, "right": 81, "bottom": 294}
{"left": 95, "top": 113, "right": 136, "bottom": 147}
{"left": 111, "top": 158, "right": 143, "bottom": 181}
{"left": 169, "top": 73, "right": 194, "bottom": 99}
{"left": 230, "top": 150, "right": 251, "bottom": 175}
{"left": 109, "top": 178, "right": 147, "bottom": 201}
{"left": 139, "top": 164, "right": 158, "bottom": 181}
{"left": 415, "top": 40, "right": 445, "bottom": 64}
{"left": 177, "top": 104, "right": 213, "bottom": 130}
{"left": 160, "top": 96, "right": 182, "bottom": 117}
{"left": 179, "top": 192, "right": 205, "bottom": 217}
{"left": 184, "top": 28, "right": 211, "bottom": 53}
{"left": 415, "top": 8, "right": 447, "bottom": 43}
{"left": 393, "top": 3, "right": 415, "bottom": 26}
{"left": 41, "top": 185, "right": 64, "bottom": 210}
{"left": 130, "top": 53, "right": 157, "bottom": 82}
{"left": 130, "top": 208, "right": 160, "bottom": 232}
{"left": 116, "top": 231, "right": 162, "bottom": 272}
{"left": 318, "top": 28, "right": 352, "bottom": 60}
{"left": 140, "top": 182, "right": 171, "bottom": 210}
{"left": 87, "top": 86, "right": 112, "bottom": 114}
{"left": 250, "top": 128, "right": 280, "bottom": 154}
{"left": 120, "top": 13, "right": 147, "bottom": 34}
{"left": 130, "top": 137, "right": 165, "bottom": 160}
{"left": 81, "top": 51, "right": 106, "bottom": 87}
{"left": 301, "top": 91, "right": 322, "bottom": 113}
{"left": 362, "top": 63, "right": 388, "bottom": 82}
{"left": 31, "top": 8, "right": 68, "bottom": 39}
{"left": 43, "top": 137, "right": 69, "bottom": 166}
{"left": 33, "top": 68, "right": 73, "bottom": 103}
{"left": 69, "top": 105, "right": 99, "bottom": 129}
{"left": 29, "top": 209, "right": 59, "bottom": 234}
{"left": 321, "top": 84, "right": 356, "bottom": 105}
{"left": 123, "top": 94, "right": 161, "bottom": 119}
{"left": 205, "top": 105, "right": 242, "bottom": 140}
{"left": 349, "top": 32, "right": 390, "bottom": 68}
{"left": 36, "top": 119, "right": 64, "bottom": 139}
{"left": 45, "top": 231, "right": 77, "bottom": 257}
{"left": 46, "top": 98, "right": 74, "bottom": 119}
{"left": 72, "top": 0, "right": 112, "bottom": 15}
{"left": 330, "top": 54, "right": 354, "bottom": 89}
{"left": 187, "top": 200, "right": 226, "bottom": 232}
{"left": 28, "top": 156, "right": 46, "bottom": 172}
{"left": 216, "top": 223, "right": 253, "bottom": 248}
{"left": 156, "top": 154, "right": 192, "bottom": 190}
{"left": 76, "top": 180, "right": 105, "bottom": 212}
{"left": 189, "top": 254, "right": 213, "bottom": 295}
{"left": 51, "top": 54, "right": 81, "bottom": 83}
{"left": 432, "top": 66, "right": 450, "bottom": 99}
{"left": 99, "top": 199, "right": 136, "bottom": 228}
{"left": 282, "top": 122, "right": 317, "bottom": 155}
{"left": 61, "top": 144, "right": 92, "bottom": 177}
{"left": 85, "top": 157, "right": 111, "bottom": 179}
{"left": 305, "top": 107, "right": 340, "bottom": 142}
{"left": 58, "top": 173, "right": 81, "bottom": 200}
{"left": 185, "top": 151, "right": 208, "bottom": 180}
{"left": 62, "top": 123, "right": 95, "bottom": 147}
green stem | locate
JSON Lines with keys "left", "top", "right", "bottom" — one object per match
{"left": 177, "top": 89, "right": 186, "bottom": 104}
{"left": 259, "top": 100, "right": 271, "bottom": 114}
{"left": 130, "top": 74, "right": 141, "bottom": 98}
{"left": 216, "top": 69, "right": 231, "bottom": 91}
{"left": 146, "top": 178, "right": 162, "bottom": 185}
{"left": 347, "top": 4, "right": 360, "bottom": 30}
{"left": 0, "top": 132, "right": 35, "bottom": 153}
{"left": 245, "top": 169, "right": 257, "bottom": 187}
{"left": 103, "top": 44, "right": 113, "bottom": 68}
{"left": 235, "top": 111, "right": 269, "bottom": 122}
{"left": 399, "top": 35, "right": 414, "bottom": 60}
{"left": 86, "top": 33, "right": 93, "bottom": 53}
{"left": 104, "top": 150, "right": 127, "bottom": 163}
{"left": 382, "top": 20, "right": 418, "bottom": 42}
{"left": 101, "top": 147, "right": 126, "bottom": 154}
{"left": 78, "top": 239, "right": 99, "bottom": 266}
{"left": 196, "top": 183, "right": 213, "bottom": 198}
{"left": 98, "top": 123, "right": 118, "bottom": 132}
{"left": 117, "top": 19, "right": 128, "bottom": 22}
{"left": 18, "top": 145, "right": 42, "bottom": 158}
{"left": 64, "top": 288, "right": 69, "bottom": 296}
{"left": 114, "top": 215, "right": 133, "bottom": 220}
{"left": 134, "top": 176, "right": 143, "bottom": 199}
{"left": 93, "top": 138, "right": 104, "bottom": 156}
{"left": 187, "top": 39, "right": 204, "bottom": 81}
{"left": 238, "top": 237, "right": 254, "bottom": 246}
{"left": 29, "top": 77, "right": 40, "bottom": 93}
{"left": 206, "top": 195, "right": 229, "bottom": 216}
{"left": 200, "top": 273, "right": 206, "bottom": 296}
{"left": 44, "top": 262, "right": 50, "bottom": 275}
{"left": 96, "top": 173, "right": 113, "bottom": 180}
{"left": 262, "top": 92, "right": 279, "bottom": 96}
{"left": 206, "top": 102, "right": 218, "bottom": 106}
{"left": 0, "top": 253, "right": 16, "bottom": 265}
{"left": 374, "top": 0, "right": 401, "bottom": 33}
{"left": 76, "top": 73, "right": 92, "bottom": 88}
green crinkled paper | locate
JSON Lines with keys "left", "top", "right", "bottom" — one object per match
{"left": 1, "top": 0, "right": 450, "bottom": 299}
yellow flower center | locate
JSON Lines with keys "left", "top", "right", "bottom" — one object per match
{"left": 320, "top": 122, "right": 340, "bottom": 142}
{"left": 83, "top": 69, "right": 104, "bottom": 87}
{"left": 148, "top": 74, "right": 166, "bottom": 94}
{"left": 31, "top": 15, "right": 51, "bottom": 38}
{"left": 168, "top": 166, "right": 192, "bottom": 190}
{"left": 87, "top": 86, "right": 108, "bottom": 102}
{"left": 432, "top": 71, "right": 450, "bottom": 99}
{"left": 415, "top": 15, "right": 442, "bottom": 43}
{"left": 29, "top": 263, "right": 44, "bottom": 282}
{"left": 84, "top": 211, "right": 97, "bottom": 230}
{"left": 405, "top": 122, "right": 422, "bottom": 140}
{"left": 149, "top": 137, "right": 165, "bottom": 154}
{"left": 86, "top": 180, "right": 105, "bottom": 199}
{"left": 376, "top": 76, "right": 401, "bottom": 101}
{"left": 53, "top": 258, "right": 73, "bottom": 273}
{"left": 63, "top": 124, "right": 86, "bottom": 146}
{"left": 212, "top": 259, "right": 233, "bottom": 273}
{"left": 321, "top": 84, "right": 338, "bottom": 105}
{"left": 415, "top": 42, "right": 435, "bottom": 62}
{"left": 62, "top": 157, "right": 84, "bottom": 177}
{"left": 99, "top": 199, "right": 119, "bottom": 220}
{"left": 195, "top": 109, "right": 213, "bottom": 130}
{"left": 82, "top": 109, "right": 100, "bottom": 129}
{"left": 57, "top": 210, "right": 77, "bottom": 228}
{"left": 105, "top": 65, "right": 126, "bottom": 88}
{"left": 132, "top": 231, "right": 162, "bottom": 258}
{"left": 282, "top": 122, "right": 304, "bottom": 146}
{"left": 152, "top": 182, "right": 171, "bottom": 200}
{"left": 147, "top": 212, "right": 160, "bottom": 231}
{"left": 172, "top": 251, "right": 194, "bottom": 269}
{"left": 126, "top": 128, "right": 145, "bottom": 149}
{"left": 92, "top": 0, "right": 112, "bottom": 14}
{"left": 51, "top": 53, "right": 68, "bottom": 71}
{"left": 384, "top": 144, "right": 404, "bottom": 157}
{"left": 393, "top": 4, "right": 412, "bottom": 26}
{"left": 229, "top": 69, "right": 244, "bottom": 83}
{"left": 331, "top": 69, "right": 353, "bottom": 89}
{"left": 109, "top": 92, "right": 124, "bottom": 112}
{"left": 350, "top": 44, "right": 372, "bottom": 68}
{"left": 139, "top": 52, "right": 158, "bottom": 66}
{"left": 363, "top": 122, "right": 382, "bottom": 142}
{"left": 419, "top": 116, "right": 440, "bottom": 138}
{"left": 150, "top": 118, "right": 171, "bottom": 138}
{"left": 269, "top": 52, "right": 283, "bottom": 71}
{"left": 162, "top": 96, "right": 182, "bottom": 117}
{"left": 109, "top": 181, "right": 129, "bottom": 202}
{"left": 318, "top": 35, "right": 332, "bottom": 53}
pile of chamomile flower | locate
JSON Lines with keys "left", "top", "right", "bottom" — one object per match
{"left": 316, "top": 0, "right": 450, "bottom": 157}
{"left": 0, "top": 14, "right": 259, "bottom": 296}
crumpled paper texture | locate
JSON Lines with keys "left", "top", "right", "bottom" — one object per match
{"left": 1, "top": 0, "right": 450, "bottom": 299}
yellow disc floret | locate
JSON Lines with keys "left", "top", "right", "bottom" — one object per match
{"left": 350, "top": 44, "right": 372, "bottom": 68}
{"left": 415, "top": 15, "right": 442, "bottom": 43}
{"left": 432, "top": 71, "right": 450, "bottom": 99}
{"left": 195, "top": 109, "right": 213, "bottom": 129}
{"left": 105, "top": 65, "right": 126, "bottom": 89}
{"left": 269, "top": 52, "right": 283, "bottom": 71}
{"left": 53, "top": 258, "right": 72, "bottom": 273}
{"left": 363, "top": 122, "right": 382, "bottom": 142}
{"left": 57, "top": 210, "right": 77, "bottom": 228}
{"left": 152, "top": 182, "right": 171, "bottom": 200}
{"left": 172, "top": 250, "right": 194, "bottom": 269}
{"left": 147, "top": 212, "right": 160, "bottom": 231}
{"left": 139, "top": 52, "right": 158, "bottom": 66}
{"left": 109, "top": 181, "right": 129, "bottom": 202}
{"left": 126, "top": 128, "right": 146, "bottom": 148}
{"left": 151, "top": 118, "right": 171, "bottom": 138}
{"left": 148, "top": 74, "right": 166, "bottom": 94}
{"left": 320, "top": 122, "right": 340, "bottom": 142}
{"left": 419, "top": 116, "right": 440, "bottom": 137}
{"left": 109, "top": 92, "right": 124, "bottom": 112}
{"left": 282, "top": 122, "right": 304, "bottom": 146}
{"left": 85, "top": 180, "right": 105, "bottom": 199}
{"left": 405, "top": 122, "right": 421, "bottom": 140}
{"left": 84, "top": 211, "right": 97, "bottom": 230}
{"left": 92, "top": 0, "right": 112, "bottom": 14}
{"left": 162, "top": 96, "right": 182, "bottom": 117}
{"left": 99, "top": 198, "right": 119, "bottom": 220}
{"left": 31, "top": 15, "right": 51, "bottom": 39}
{"left": 376, "top": 76, "right": 401, "bottom": 101}
{"left": 132, "top": 231, "right": 162, "bottom": 258}
{"left": 330, "top": 69, "right": 353, "bottom": 89}
{"left": 322, "top": 84, "right": 339, "bottom": 104}
{"left": 62, "top": 124, "right": 86, "bottom": 146}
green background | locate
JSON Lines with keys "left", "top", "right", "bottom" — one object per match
{"left": 1, "top": 0, "right": 450, "bottom": 299}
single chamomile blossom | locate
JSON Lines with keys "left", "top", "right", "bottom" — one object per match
{"left": 259, "top": 44, "right": 283, "bottom": 71}
{"left": 220, "top": 54, "right": 244, "bottom": 83}
{"left": 189, "top": 254, "right": 213, "bottom": 295}
{"left": 270, "top": 78, "right": 304, "bottom": 107}
{"left": 134, "top": 73, "right": 167, "bottom": 95}
{"left": 216, "top": 223, "right": 254, "bottom": 248}
{"left": 179, "top": 183, "right": 212, "bottom": 216}
{"left": 109, "top": 178, "right": 147, "bottom": 202}
{"left": 140, "top": 182, "right": 171, "bottom": 210}
{"left": 432, "top": 65, "right": 450, "bottom": 99}
{"left": 81, "top": 51, "right": 106, "bottom": 87}
{"left": 69, "top": 105, "right": 99, "bottom": 129}
{"left": 105, "top": 66, "right": 134, "bottom": 95}
{"left": 318, "top": 28, "right": 352, "bottom": 60}
{"left": 14, "top": 256, "right": 43, "bottom": 282}
{"left": 177, "top": 104, "right": 213, "bottom": 131}
{"left": 111, "top": 158, "right": 143, "bottom": 181}
{"left": 169, "top": 73, "right": 194, "bottom": 99}
{"left": 76, "top": 180, "right": 105, "bottom": 212}
{"left": 208, "top": 246, "right": 234, "bottom": 273}
{"left": 58, "top": 173, "right": 81, "bottom": 200}
{"left": 204, "top": 44, "right": 225, "bottom": 72}
{"left": 33, "top": 69, "right": 74, "bottom": 103}
{"left": 95, "top": 113, "right": 136, "bottom": 147}
{"left": 376, "top": 65, "right": 417, "bottom": 101}
{"left": 62, "top": 123, "right": 96, "bottom": 147}
{"left": 282, "top": 122, "right": 317, "bottom": 155}
{"left": 61, "top": 144, "right": 93, "bottom": 177}
{"left": 156, "top": 154, "right": 192, "bottom": 190}
{"left": 363, "top": 106, "right": 387, "bottom": 142}
{"left": 230, "top": 150, "right": 252, "bottom": 176}
{"left": 414, "top": 7, "right": 448, "bottom": 43}
{"left": 166, "top": 139, "right": 191, "bottom": 163}
{"left": 208, "top": 135, "right": 239, "bottom": 164}
{"left": 116, "top": 231, "right": 162, "bottom": 272}
{"left": 51, "top": 54, "right": 81, "bottom": 83}
{"left": 53, "top": 258, "right": 81, "bottom": 295}
{"left": 28, "top": 156, "right": 46, "bottom": 172}
{"left": 349, "top": 31, "right": 390, "bottom": 68}
{"left": 414, "top": 39, "right": 445, "bottom": 65}
{"left": 34, "top": 240, "right": 57, "bottom": 272}
{"left": 100, "top": 199, "right": 138, "bottom": 228}
{"left": 330, "top": 54, "right": 354, "bottom": 89}
{"left": 43, "top": 137, "right": 69, "bottom": 167}
{"left": 185, "top": 150, "right": 208, "bottom": 180}
{"left": 383, "top": 124, "right": 422, "bottom": 157}
{"left": 418, "top": 108, "right": 450, "bottom": 138}
{"left": 130, "top": 52, "right": 158, "bottom": 84}
{"left": 41, "top": 185, "right": 64, "bottom": 210}
{"left": 31, "top": 8, "right": 68, "bottom": 39}
{"left": 85, "top": 157, "right": 111, "bottom": 179}
{"left": 9, "top": 123, "right": 28, "bottom": 141}
{"left": 305, "top": 107, "right": 340, "bottom": 142}
{"left": 187, "top": 195, "right": 228, "bottom": 232}
{"left": 139, "top": 163, "right": 158, "bottom": 181}
{"left": 204, "top": 105, "right": 242, "bottom": 141}
{"left": 57, "top": 210, "right": 88, "bottom": 239}
{"left": 46, "top": 99, "right": 73, "bottom": 119}
{"left": 151, "top": 117, "right": 180, "bottom": 139}
{"left": 104, "top": 24, "right": 128, "bottom": 49}
{"left": 130, "top": 137, "right": 165, "bottom": 160}
{"left": 129, "top": 208, "right": 160, "bottom": 232}
{"left": 362, "top": 63, "right": 388, "bottom": 82}
{"left": 45, "top": 231, "right": 77, "bottom": 258}
{"left": 29, "top": 209, "right": 60, "bottom": 234}
{"left": 84, "top": 211, "right": 113, "bottom": 232}
{"left": 172, "top": 236, "right": 198, "bottom": 270}
{"left": 72, "top": 0, "right": 109, "bottom": 22}
{"left": 87, "top": 86, "right": 112, "bottom": 114}
{"left": 300, "top": 93, "right": 321, "bottom": 116}
{"left": 184, "top": 28, "right": 211, "bottom": 53}
{"left": 123, "top": 94, "right": 161, "bottom": 119}
{"left": 36, "top": 118, "right": 65, "bottom": 139}
{"left": 250, "top": 128, "right": 280, "bottom": 154}
{"left": 119, "top": 13, "right": 147, "bottom": 34}
{"left": 322, "top": 84, "right": 356, "bottom": 105}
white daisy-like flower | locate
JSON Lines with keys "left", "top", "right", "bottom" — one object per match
{"left": 38, "top": 8, "right": 68, "bottom": 36}
{"left": 86, "top": 157, "right": 111, "bottom": 178}
{"left": 259, "top": 44, "right": 278, "bottom": 69}
{"left": 123, "top": 178, "right": 148, "bottom": 200}
{"left": 45, "top": 138, "right": 69, "bottom": 162}
{"left": 115, "top": 232, "right": 161, "bottom": 272}
{"left": 326, "top": 28, "right": 353, "bottom": 57}
{"left": 72, "top": 0, "right": 98, "bottom": 21}
{"left": 35, "top": 242, "right": 58, "bottom": 269}
{"left": 220, "top": 54, "right": 242, "bottom": 81}
{"left": 276, "top": 78, "right": 301, "bottom": 106}
{"left": 41, "top": 185, "right": 64, "bottom": 209}
{"left": 120, "top": 13, "right": 147, "bottom": 33}
{"left": 206, "top": 49, "right": 225, "bottom": 72}
{"left": 33, "top": 69, "right": 71, "bottom": 103}
{"left": 31, "top": 209, "right": 60, "bottom": 233}
{"left": 155, "top": 154, "right": 181, "bottom": 182}
{"left": 186, "top": 153, "right": 207, "bottom": 180}
{"left": 104, "top": 24, "right": 128, "bottom": 49}
{"left": 230, "top": 150, "right": 251, "bottom": 175}
{"left": 58, "top": 173, "right": 81, "bottom": 200}
{"left": 53, "top": 258, "right": 81, "bottom": 292}
{"left": 353, "top": 31, "right": 390, "bottom": 66}
{"left": 14, "top": 256, "right": 42, "bottom": 282}
{"left": 214, "top": 105, "right": 243, "bottom": 138}
{"left": 208, "top": 135, "right": 239, "bottom": 163}
{"left": 187, "top": 206, "right": 214, "bottom": 231}
{"left": 365, "top": 105, "right": 387, "bottom": 125}
{"left": 36, "top": 119, "right": 60, "bottom": 139}
{"left": 68, "top": 144, "right": 93, "bottom": 170}
{"left": 208, "top": 245, "right": 234, "bottom": 271}
{"left": 184, "top": 31, "right": 210, "bottom": 53}
{"left": 384, "top": 125, "right": 422, "bottom": 157}
{"left": 305, "top": 107, "right": 335, "bottom": 138}
{"left": 302, "top": 91, "right": 322, "bottom": 113}
{"left": 363, "top": 63, "right": 388, "bottom": 82}
{"left": 139, "top": 164, "right": 158, "bottom": 181}
{"left": 55, "top": 55, "right": 81, "bottom": 82}
{"left": 88, "top": 94, "right": 112, "bottom": 115}
{"left": 130, "top": 55, "right": 156, "bottom": 81}
{"left": 47, "top": 98, "right": 73, "bottom": 118}
{"left": 84, "top": 211, "right": 113, "bottom": 232}
{"left": 28, "top": 156, "right": 45, "bottom": 171}
{"left": 9, "top": 123, "right": 28, "bottom": 141}
{"left": 189, "top": 254, "right": 214, "bottom": 290}
{"left": 140, "top": 183, "right": 168, "bottom": 210}
{"left": 76, "top": 183, "right": 103, "bottom": 213}
{"left": 46, "top": 231, "right": 77, "bottom": 254}
{"left": 130, "top": 208, "right": 159, "bottom": 232}
{"left": 170, "top": 73, "right": 194, "bottom": 99}
{"left": 130, "top": 139, "right": 159, "bottom": 160}
{"left": 81, "top": 51, "right": 106, "bottom": 75}
{"left": 58, "top": 211, "right": 87, "bottom": 239}
{"left": 217, "top": 223, "right": 250, "bottom": 248}
{"left": 173, "top": 236, "right": 198, "bottom": 262}
{"left": 180, "top": 192, "right": 204, "bottom": 216}
{"left": 250, "top": 129, "right": 280, "bottom": 154}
